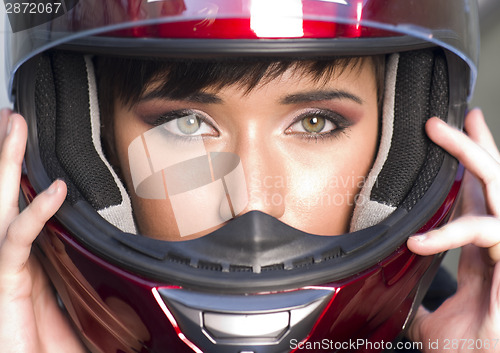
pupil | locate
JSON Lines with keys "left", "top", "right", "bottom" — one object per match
{"left": 177, "top": 115, "right": 201, "bottom": 134}
{"left": 302, "top": 115, "right": 325, "bottom": 133}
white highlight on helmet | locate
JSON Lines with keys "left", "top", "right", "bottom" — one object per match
{"left": 250, "top": 0, "right": 304, "bottom": 38}
{"left": 356, "top": 1, "right": 363, "bottom": 30}
{"left": 128, "top": 122, "right": 248, "bottom": 237}
{"left": 315, "top": 0, "right": 349, "bottom": 4}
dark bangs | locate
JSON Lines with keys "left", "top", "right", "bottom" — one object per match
{"left": 95, "top": 55, "right": 385, "bottom": 118}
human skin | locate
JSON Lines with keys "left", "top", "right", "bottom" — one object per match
{"left": 112, "top": 59, "right": 379, "bottom": 240}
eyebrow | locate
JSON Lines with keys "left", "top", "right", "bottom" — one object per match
{"left": 139, "top": 89, "right": 362, "bottom": 106}
{"left": 280, "top": 90, "right": 363, "bottom": 105}
{"left": 139, "top": 90, "right": 223, "bottom": 104}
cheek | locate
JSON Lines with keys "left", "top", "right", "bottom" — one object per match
{"left": 111, "top": 115, "right": 178, "bottom": 239}
{"left": 129, "top": 196, "right": 182, "bottom": 240}
{"left": 281, "top": 154, "right": 370, "bottom": 235}
{"left": 280, "top": 122, "right": 378, "bottom": 235}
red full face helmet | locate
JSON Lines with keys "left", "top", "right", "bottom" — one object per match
{"left": 5, "top": 0, "right": 478, "bottom": 352}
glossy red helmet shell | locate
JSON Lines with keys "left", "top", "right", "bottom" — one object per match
{"left": 7, "top": 0, "right": 479, "bottom": 352}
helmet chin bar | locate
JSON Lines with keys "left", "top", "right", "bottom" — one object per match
{"left": 155, "top": 287, "right": 334, "bottom": 353}
{"left": 117, "top": 208, "right": 398, "bottom": 273}
{"left": 24, "top": 173, "right": 452, "bottom": 353}
{"left": 151, "top": 252, "right": 446, "bottom": 353}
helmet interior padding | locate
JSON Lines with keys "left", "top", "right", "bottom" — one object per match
{"left": 351, "top": 49, "right": 449, "bottom": 230}
{"left": 34, "top": 52, "right": 136, "bottom": 233}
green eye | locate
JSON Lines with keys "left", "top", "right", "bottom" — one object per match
{"left": 159, "top": 111, "right": 218, "bottom": 138}
{"left": 177, "top": 115, "right": 201, "bottom": 135}
{"left": 301, "top": 116, "right": 326, "bottom": 133}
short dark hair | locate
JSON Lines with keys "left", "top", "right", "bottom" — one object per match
{"left": 96, "top": 55, "right": 385, "bottom": 115}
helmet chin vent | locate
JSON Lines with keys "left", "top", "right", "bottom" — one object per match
{"left": 197, "top": 260, "right": 224, "bottom": 272}
{"left": 167, "top": 253, "right": 191, "bottom": 266}
{"left": 165, "top": 247, "right": 342, "bottom": 274}
{"left": 320, "top": 246, "right": 345, "bottom": 261}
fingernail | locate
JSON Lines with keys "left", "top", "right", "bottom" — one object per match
{"left": 46, "top": 180, "right": 60, "bottom": 195}
{"left": 409, "top": 234, "right": 427, "bottom": 242}
{"left": 6, "top": 115, "right": 13, "bottom": 135}
{"left": 432, "top": 117, "right": 446, "bottom": 125}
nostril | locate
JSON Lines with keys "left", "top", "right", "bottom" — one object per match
{"left": 243, "top": 195, "right": 286, "bottom": 220}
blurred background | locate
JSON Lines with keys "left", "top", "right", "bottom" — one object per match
{"left": 1, "top": 1, "right": 499, "bottom": 277}
{"left": 443, "top": 0, "right": 500, "bottom": 277}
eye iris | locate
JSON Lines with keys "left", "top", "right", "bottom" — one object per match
{"left": 177, "top": 115, "right": 200, "bottom": 134}
{"left": 301, "top": 116, "right": 326, "bottom": 133}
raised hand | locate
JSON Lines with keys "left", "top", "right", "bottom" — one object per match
{"left": 408, "top": 109, "right": 500, "bottom": 352}
{"left": 0, "top": 109, "right": 85, "bottom": 353}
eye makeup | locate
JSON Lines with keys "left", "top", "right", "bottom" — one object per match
{"left": 285, "top": 108, "right": 354, "bottom": 142}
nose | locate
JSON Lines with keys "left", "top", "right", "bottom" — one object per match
{"left": 224, "top": 134, "right": 286, "bottom": 221}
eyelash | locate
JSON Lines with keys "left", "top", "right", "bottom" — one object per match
{"left": 151, "top": 108, "right": 351, "bottom": 143}
{"left": 152, "top": 109, "right": 218, "bottom": 141}
{"left": 153, "top": 109, "right": 209, "bottom": 127}
{"left": 296, "top": 130, "right": 349, "bottom": 143}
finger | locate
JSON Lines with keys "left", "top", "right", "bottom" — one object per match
{"left": 464, "top": 108, "right": 500, "bottom": 162}
{"left": 455, "top": 171, "right": 486, "bottom": 217}
{"left": 488, "top": 262, "right": 500, "bottom": 324}
{"left": 455, "top": 244, "right": 490, "bottom": 290}
{"left": 0, "top": 114, "right": 28, "bottom": 234}
{"left": 408, "top": 216, "right": 500, "bottom": 261}
{"left": 0, "top": 180, "right": 67, "bottom": 275}
{"left": 426, "top": 117, "right": 500, "bottom": 216}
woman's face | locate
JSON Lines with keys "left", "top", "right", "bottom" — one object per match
{"left": 112, "top": 58, "right": 379, "bottom": 240}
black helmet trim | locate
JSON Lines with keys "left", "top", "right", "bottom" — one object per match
{"left": 18, "top": 48, "right": 463, "bottom": 292}
{"left": 58, "top": 36, "right": 436, "bottom": 59}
